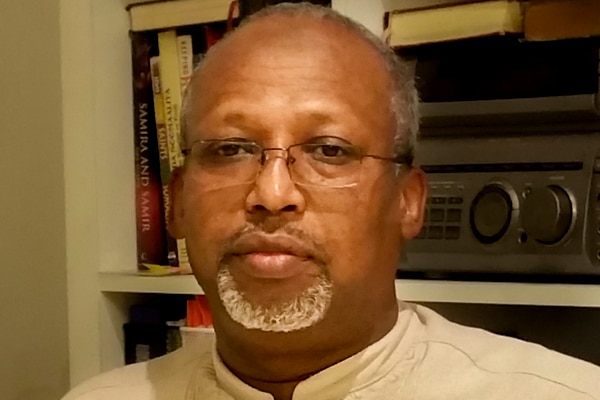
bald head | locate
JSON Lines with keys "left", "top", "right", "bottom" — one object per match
{"left": 180, "top": 3, "right": 419, "bottom": 163}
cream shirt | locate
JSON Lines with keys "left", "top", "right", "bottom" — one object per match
{"left": 62, "top": 302, "right": 600, "bottom": 400}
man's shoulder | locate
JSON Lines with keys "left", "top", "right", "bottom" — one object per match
{"left": 61, "top": 360, "right": 158, "bottom": 400}
{"left": 405, "top": 302, "right": 600, "bottom": 398}
{"left": 61, "top": 342, "right": 213, "bottom": 400}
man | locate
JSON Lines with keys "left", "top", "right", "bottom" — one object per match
{"left": 63, "top": 3, "right": 600, "bottom": 400}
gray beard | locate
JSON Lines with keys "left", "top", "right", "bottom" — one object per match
{"left": 216, "top": 267, "right": 333, "bottom": 333}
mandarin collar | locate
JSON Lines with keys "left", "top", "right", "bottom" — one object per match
{"left": 211, "top": 303, "right": 420, "bottom": 400}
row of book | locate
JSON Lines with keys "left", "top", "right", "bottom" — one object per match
{"left": 128, "top": 0, "right": 331, "bottom": 274}
{"left": 129, "top": 1, "right": 230, "bottom": 274}
{"left": 385, "top": 0, "right": 600, "bottom": 48}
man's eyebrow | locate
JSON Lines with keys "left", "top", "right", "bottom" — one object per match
{"left": 222, "top": 112, "right": 250, "bottom": 125}
{"left": 301, "top": 111, "right": 338, "bottom": 125}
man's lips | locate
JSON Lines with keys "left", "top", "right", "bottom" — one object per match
{"left": 225, "top": 233, "right": 317, "bottom": 279}
{"left": 229, "top": 233, "right": 314, "bottom": 259}
{"left": 233, "top": 253, "right": 309, "bottom": 279}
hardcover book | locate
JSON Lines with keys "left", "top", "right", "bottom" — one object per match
{"left": 177, "top": 34, "right": 194, "bottom": 93}
{"left": 129, "top": 0, "right": 233, "bottom": 32}
{"left": 130, "top": 31, "right": 169, "bottom": 267}
{"left": 158, "top": 29, "right": 190, "bottom": 269}
{"left": 524, "top": 0, "right": 600, "bottom": 41}
{"left": 387, "top": 0, "right": 524, "bottom": 48}
{"left": 149, "top": 55, "right": 181, "bottom": 267}
{"left": 129, "top": 17, "right": 228, "bottom": 273}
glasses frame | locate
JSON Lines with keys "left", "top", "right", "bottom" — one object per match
{"left": 180, "top": 137, "right": 413, "bottom": 188}
{"left": 182, "top": 138, "right": 412, "bottom": 164}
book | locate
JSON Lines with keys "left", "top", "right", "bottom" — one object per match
{"left": 387, "top": 0, "right": 524, "bottom": 48}
{"left": 149, "top": 55, "right": 181, "bottom": 267}
{"left": 124, "top": 301, "right": 187, "bottom": 363}
{"left": 127, "top": 17, "right": 228, "bottom": 273}
{"left": 148, "top": 33, "right": 193, "bottom": 268}
{"left": 129, "top": 0, "right": 233, "bottom": 32}
{"left": 158, "top": 29, "right": 190, "bottom": 269}
{"left": 124, "top": 322, "right": 168, "bottom": 364}
{"left": 383, "top": 0, "right": 480, "bottom": 13}
{"left": 524, "top": 0, "right": 600, "bottom": 42}
{"left": 177, "top": 34, "right": 194, "bottom": 93}
{"left": 129, "top": 20, "right": 228, "bottom": 275}
{"left": 121, "top": 0, "right": 156, "bottom": 7}
{"left": 130, "top": 31, "right": 169, "bottom": 267}
{"left": 186, "top": 295, "right": 213, "bottom": 327}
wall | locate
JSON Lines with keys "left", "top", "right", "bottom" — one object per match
{"left": 0, "top": 0, "right": 69, "bottom": 399}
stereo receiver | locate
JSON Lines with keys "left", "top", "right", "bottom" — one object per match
{"left": 403, "top": 133, "right": 600, "bottom": 280}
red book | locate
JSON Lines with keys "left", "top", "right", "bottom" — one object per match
{"left": 130, "top": 31, "right": 168, "bottom": 267}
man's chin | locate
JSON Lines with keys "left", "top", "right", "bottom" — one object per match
{"left": 216, "top": 267, "right": 333, "bottom": 333}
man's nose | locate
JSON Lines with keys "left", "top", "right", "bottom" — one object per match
{"left": 245, "top": 152, "right": 306, "bottom": 215}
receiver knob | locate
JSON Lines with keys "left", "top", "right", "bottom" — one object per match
{"left": 521, "top": 185, "right": 573, "bottom": 245}
{"left": 470, "top": 184, "right": 513, "bottom": 244}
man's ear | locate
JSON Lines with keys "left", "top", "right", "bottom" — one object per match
{"left": 167, "top": 167, "right": 185, "bottom": 239}
{"left": 398, "top": 167, "right": 427, "bottom": 239}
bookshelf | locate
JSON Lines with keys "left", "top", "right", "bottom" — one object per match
{"left": 61, "top": 0, "right": 600, "bottom": 388}
{"left": 99, "top": 272, "right": 600, "bottom": 308}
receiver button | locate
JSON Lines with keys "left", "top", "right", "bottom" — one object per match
{"left": 431, "top": 196, "right": 447, "bottom": 204}
{"left": 430, "top": 209, "right": 445, "bottom": 222}
{"left": 521, "top": 185, "right": 573, "bottom": 245}
{"left": 470, "top": 184, "right": 512, "bottom": 244}
{"left": 428, "top": 226, "right": 444, "bottom": 239}
{"left": 446, "top": 208, "right": 462, "bottom": 222}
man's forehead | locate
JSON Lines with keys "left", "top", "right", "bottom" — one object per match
{"left": 183, "top": 11, "right": 395, "bottom": 145}
{"left": 198, "top": 13, "right": 385, "bottom": 79}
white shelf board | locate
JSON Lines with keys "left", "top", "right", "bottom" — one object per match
{"left": 396, "top": 280, "right": 600, "bottom": 307}
{"left": 100, "top": 272, "right": 203, "bottom": 294}
{"left": 99, "top": 272, "right": 600, "bottom": 307}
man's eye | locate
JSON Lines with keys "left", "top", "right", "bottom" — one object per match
{"left": 215, "top": 144, "right": 246, "bottom": 157}
{"left": 317, "top": 145, "right": 345, "bottom": 158}
{"left": 197, "top": 141, "right": 259, "bottom": 164}
{"left": 207, "top": 142, "right": 258, "bottom": 157}
{"left": 303, "top": 143, "right": 357, "bottom": 165}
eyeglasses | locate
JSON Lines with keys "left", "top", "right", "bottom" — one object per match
{"left": 181, "top": 136, "right": 411, "bottom": 188}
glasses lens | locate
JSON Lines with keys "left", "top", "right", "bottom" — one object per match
{"left": 188, "top": 140, "right": 260, "bottom": 185}
{"left": 185, "top": 139, "right": 365, "bottom": 189}
{"left": 288, "top": 143, "right": 361, "bottom": 188}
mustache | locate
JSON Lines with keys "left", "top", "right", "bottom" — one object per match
{"left": 219, "top": 223, "right": 331, "bottom": 268}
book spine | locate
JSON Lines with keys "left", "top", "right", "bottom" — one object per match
{"left": 130, "top": 31, "right": 168, "bottom": 267}
{"left": 149, "top": 55, "right": 180, "bottom": 267}
{"left": 158, "top": 29, "right": 189, "bottom": 268}
{"left": 177, "top": 34, "right": 194, "bottom": 94}
{"left": 524, "top": 0, "right": 600, "bottom": 41}
{"left": 176, "top": 34, "right": 193, "bottom": 269}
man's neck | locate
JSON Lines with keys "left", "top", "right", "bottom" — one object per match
{"left": 214, "top": 303, "right": 400, "bottom": 400}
